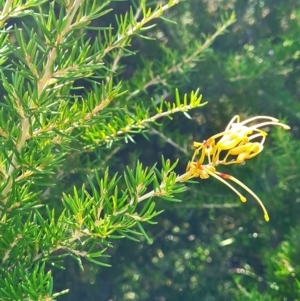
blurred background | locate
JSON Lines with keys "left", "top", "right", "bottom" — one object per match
{"left": 55, "top": 0, "right": 300, "bottom": 300}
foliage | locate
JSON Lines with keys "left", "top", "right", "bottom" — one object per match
{"left": 51, "top": 1, "right": 298, "bottom": 301}
{"left": 0, "top": 0, "right": 211, "bottom": 299}
{"left": 0, "top": 0, "right": 299, "bottom": 301}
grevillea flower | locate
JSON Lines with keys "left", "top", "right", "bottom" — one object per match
{"left": 181, "top": 115, "right": 290, "bottom": 221}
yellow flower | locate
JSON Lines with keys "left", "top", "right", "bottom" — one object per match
{"left": 182, "top": 115, "right": 290, "bottom": 221}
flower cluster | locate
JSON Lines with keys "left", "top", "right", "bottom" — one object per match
{"left": 182, "top": 115, "right": 290, "bottom": 221}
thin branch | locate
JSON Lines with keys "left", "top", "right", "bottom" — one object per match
{"left": 101, "top": 1, "right": 179, "bottom": 58}
{"left": 0, "top": 0, "right": 83, "bottom": 206}
{"left": 137, "top": 172, "right": 188, "bottom": 203}
{"left": 147, "top": 126, "right": 189, "bottom": 155}
{"left": 37, "top": 0, "right": 82, "bottom": 95}
{"left": 127, "top": 14, "right": 236, "bottom": 100}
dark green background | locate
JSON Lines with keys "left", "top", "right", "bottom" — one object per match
{"left": 55, "top": 1, "right": 300, "bottom": 300}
